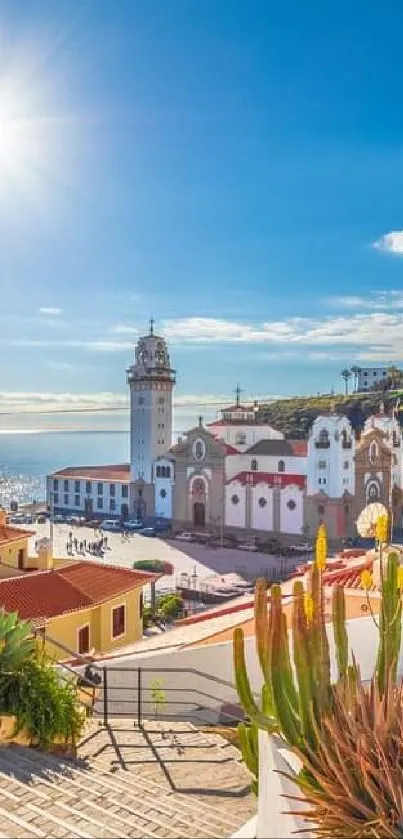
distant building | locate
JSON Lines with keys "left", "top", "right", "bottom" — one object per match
{"left": 305, "top": 414, "right": 356, "bottom": 540}
{"left": 357, "top": 367, "right": 388, "bottom": 391}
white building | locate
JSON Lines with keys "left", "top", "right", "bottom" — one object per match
{"left": 47, "top": 465, "right": 130, "bottom": 519}
{"left": 127, "top": 319, "right": 175, "bottom": 483}
{"left": 207, "top": 390, "right": 283, "bottom": 451}
{"left": 47, "top": 321, "right": 175, "bottom": 522}
{"left": 306, "top": 415, "right": 355, "bottom": 498}
{"left": 357, "top": 367, "right": 388, "bottom": 391}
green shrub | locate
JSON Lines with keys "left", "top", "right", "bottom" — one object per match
{"left": 0, "top": 656, "right": 84, "bottom": 749}
{"left": 133, "top": 558, "right": 173, "bottom": 574}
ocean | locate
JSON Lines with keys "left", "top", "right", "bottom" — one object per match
{"left": 0, "top": 432, "right": 129, "bottom": 503}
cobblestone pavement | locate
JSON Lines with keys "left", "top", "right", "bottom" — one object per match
{"left": 0, "top": 721, "right": 255, "bottom": 838}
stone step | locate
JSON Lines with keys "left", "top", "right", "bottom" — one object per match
{"left": 3, "top": 744, "right": 242, "bottom": 838}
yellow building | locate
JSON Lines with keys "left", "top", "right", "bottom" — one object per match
{"left": 0, "top": 511, "right": 159, "bottom": 661}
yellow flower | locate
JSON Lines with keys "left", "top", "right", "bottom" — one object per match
{"left": 304, "top": 593, "right": 314, "bottom": 622}
{"left": 360, "top": 569, "right": 373, "bottom": 591}
{"left": 315, "top": 522, "right": 327, "bottom": 571}
{"left": 375, "top": 514, "right": 389, "bottom": 544}
{"left": 397, "top": 566, "right": 403, "bottom": 591}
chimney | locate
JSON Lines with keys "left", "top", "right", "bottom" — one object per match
{"left": 36, "top": 537, "right": 53, "bottom": 571}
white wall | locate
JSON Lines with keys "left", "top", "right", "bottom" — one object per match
{"left": 251, "top": 485, "right": 273, "bottom": 531}
{"left": 225, "top": 483, "right": 246, "bottom": 528}
{"left": 307, "top": 415, "right": 355, "bottom": 498}
{"left": 48, "top": 476, "right": 129, "bottom": 517}
{"left": 210, "top": 423, "right": 283, "bottom": 449}
{"left": 280, "top": 485, "right": 303, "bottom": 535}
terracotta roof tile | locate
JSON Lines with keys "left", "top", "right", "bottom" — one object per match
{"left": 0, "top": 561, "right": 159, "bottom": 626}
{"left": 53, "top": 464, "right": 130, "bottom": 482}
{"left": 0, "top": 526, "right": 35, "bottom": 546}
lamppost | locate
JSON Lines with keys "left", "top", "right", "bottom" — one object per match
{"left": 49, "top": 489, "right": 54, "bottom": 552}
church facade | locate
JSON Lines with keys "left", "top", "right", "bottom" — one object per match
{"left": 46, "top": 327, "right": 403, "bottom": 543}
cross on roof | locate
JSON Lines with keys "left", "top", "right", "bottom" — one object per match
{"left": 234, "top": 384, "right": 243, "bottom": 407}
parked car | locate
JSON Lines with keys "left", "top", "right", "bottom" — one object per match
{"left": 53, "top": 514, "right": 65, "bottom": 523}
{"left": 37, "top": 515, "right": 47, "bottom": 524}
{"left": 175, "top": 531, "right": 195, "bottom": 542}
{"left": 289, "top": 543, "right": 312, "bottom": 554}
{"left": 139, "top": 527, "right": 157, "bottom": 537}
{"left": 123, "top": 519, "right": 143, "bottom": 531}
{"left": 100, "top": 519, "right": 121, "bottom": 532}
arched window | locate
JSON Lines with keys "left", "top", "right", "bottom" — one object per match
{"left": 160, "top": 466, "right": 166, "bottom": 478}
{"left": 278, "top": 460, "right": 285, "bottom": 473}
{"left": 251, "top": 459, "right": 258, "bottom": 471}
{"left": 166, "top": 466, "right": 171, "bottom": 479}
{"left": 316, "top": 428, "right": 330, "bottom": 449}
{"left": 156, "top": 466, "right": 161, "bottom": 477}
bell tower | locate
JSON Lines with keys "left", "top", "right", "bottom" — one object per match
{"left": 127, "top": 321, "right": 176, "bottom": 485}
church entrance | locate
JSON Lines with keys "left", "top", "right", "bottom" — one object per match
{"left": 193, "top": 502, "right": 206, "bottom": 528}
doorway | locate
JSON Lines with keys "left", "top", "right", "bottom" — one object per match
{"left": 17, "top": 549, "right": 24, "bottom": 570}
{"left": 121, "top": 503, "right": 129, "bottom": 520}
{"left": 78, "top": 625, "right": 90, "bottom": 655}
{"left": 193, "top": 502, "right": 206, "bottom": 528}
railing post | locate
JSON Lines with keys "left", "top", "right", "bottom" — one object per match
{"left": 103, "top": 666, "right": 108, "bottom": 727}
{"left": 137, "top": 667, "right": 142, "bottom": 727}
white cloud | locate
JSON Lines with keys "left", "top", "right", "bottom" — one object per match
{"left": 373, "top": 230, "right": 403, "bottom": 255}
{"left": 6, "top": 339, "right": 132, "bottom": 353}
{"left": 326, "top": 291, "right": 403, "bottom": 309}
{"left": 46, "top": 361, "right": 74, "bottom": 371}
{"left": 159, "top": 313, "right": 403, "bottom": 361}
{"left": 39, "top": 307, "right": 62, "bottom": 316}
{"left": 109, "top": 324, "right": 137, "bottom": 335}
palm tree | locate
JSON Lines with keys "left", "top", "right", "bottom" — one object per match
{"left": 341, "top": 369, "right": 352, "bottom": 396}
{"left": 387, "top": 365, "right": 401, "bottom": 391}
{"left": 350, "top": 365, "right": 362, "bottom": 393}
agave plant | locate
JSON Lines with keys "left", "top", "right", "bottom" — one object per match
{"left": 0, "top": 610, "right": 34, "bottom": 672}
{"left": 285, "top": 674, "right": 403, "bottom": 838}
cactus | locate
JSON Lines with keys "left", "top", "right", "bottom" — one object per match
{"left": 238, "top": 722, "right": 259, "bottom": 795}
{"left": 376, "top": 550, "right": 402, "bottom": 696}
{"left": 234, "top": 523, "right": 352, "bottom": 760}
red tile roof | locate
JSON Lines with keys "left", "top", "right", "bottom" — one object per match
{"left": 0, "top": 561, "right": 159, "bottom": 628}
{"left": 53, "top": 464, "right": 130, "bottom": 482}
{"left": 289, "top": 440, "right": 308, "bottom": 456}
{"left": 0, "top": 525, "right": 35, "bottom": 546}
{"left": 227, "top": 471, "right": 306, "bottom": 488}
{"left": 223, "top": 443, "right": 240, "bottom": 455}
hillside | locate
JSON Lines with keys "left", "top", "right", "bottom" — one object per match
{"left": 256, "top": 391, "right": 403, "bottom": 439}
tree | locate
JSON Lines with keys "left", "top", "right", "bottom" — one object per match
{"left": 341, "top": 368, "right": 352, "bottom": 396}
{"left": 158, "top": 593, "right": 184, "bottom": 622}
{"left": 350, "top": 365, "right": 361, "bottom": 393}
{"left": 387, "top": 365, "right": 401, "bottom": 391}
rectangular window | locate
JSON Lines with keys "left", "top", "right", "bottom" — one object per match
{"left": 343, "top": 461, "right": 349, "bottom": 469}
{"left": 166, "top": 466, "right": 171, "bottom": 479}
{"left": 110, "top": 483, "right": 115, "bottom": 496}
{"left": 97, "top": 483, "right": 103, "bottom": 495}
{"left": 64, "top": 479, "right": 69, "bottom": 492}
{"left": 97, "top": 497, "right": 103, "bottom": 509}
{"left": 64, "top": 493, "right": 69, "bottom": 506}
{"left": 74, "top": 494, "right": 80, "bottom": 507}
{"left": 122, "top": 485, "right": 128, "bottom": 498}
{"left": 158, "top": 396, "right": 165, "bottom": 404}
{"left": 53, "top": 478, "right": 58, "bottom": 490}
{"left": 54, "top": 492, "right": 59, "bottom": 505}
{"left": 110, "top": 498, "right": 116, "bottom": 511}
{"left": 86, "top": 481, "right": 91, "bottom": 494}
{"left": 112, "top": 605, "right": 125, "bottom": 639}
{"left": 318, "top": 461, "right": 326, "bottom": 469}
{"left": 77, "top": 625, "right": 90, "bottom": 655}
{"left": 74, "top": 480, "right": 80, "bottom": 493}
{"left": 344, "top": 505, "right": 349, "bottom": 515}
{"left": 318, "top": 505, "right": 325, "bottom": 515}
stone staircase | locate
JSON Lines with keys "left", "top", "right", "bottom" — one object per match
{"left": 0, "top": 721, "right": 255, "bottom": 838}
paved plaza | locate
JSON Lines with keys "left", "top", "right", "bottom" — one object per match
{"left": 24, "top": 521, "right": 300, "bottom": 596}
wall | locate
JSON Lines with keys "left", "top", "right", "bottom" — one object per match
{"left": 225, "top": 483, "right": 246, "bottom": 528}
{"left": 210, "top": 423, "right": 283, "bottom": 449}
{"left": 280, "top": 486, "right": 303, "bottom": 535}
{"left": 251, "top": 485, "right": 273, "bottom": 531}
{"left": 45, "top": 606, "right": 99, "bottom": 661}
{"left": 44, "top": 588, "right": 143, "bottom": 660}
{"left": 0, "top": 536, "right": 28, "bottom": 570}
{"left": 98, "top": 588, "right": 143, "bottom": 654}
{"left": 48, "top": 476, "right": 130, "bottom": 518}
{"left": 0, "top": 563, "right": 24, "bottom": 579}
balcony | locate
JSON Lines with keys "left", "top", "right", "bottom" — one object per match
{"left": 315, "top": 440, "right": 330, "bottom": 449}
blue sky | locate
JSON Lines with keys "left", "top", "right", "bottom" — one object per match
{"left": 1, "top": 0, "right": 403, "bottom": 431}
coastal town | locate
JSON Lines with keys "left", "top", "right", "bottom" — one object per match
{"left": 2, "top": 1, "right": 403, "bottom": 836}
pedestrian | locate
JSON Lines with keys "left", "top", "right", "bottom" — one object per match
{"left": 69, "top": 531, "right": 72, "bottom": 542}
{"left": 74, "top": 537, "right": 78, "bottom": 551}
{"left": 66, "top": 542, "right": 69, "bottom": 555}
{"left": 83, "top": 539, "right": 87, "bottom": 551}
{"left": 79, "top": 541, "right": 83, "bottom": 553}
